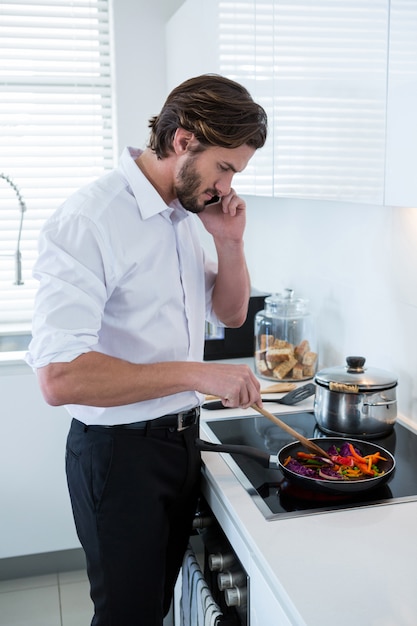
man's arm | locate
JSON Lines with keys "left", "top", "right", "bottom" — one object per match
{"left": 37, "top": 351, "right": 261, "bottom": 409}
{"left": 198, "top": 189, "right": 251, "bottom": 327}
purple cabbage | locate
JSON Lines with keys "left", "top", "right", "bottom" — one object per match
{"left": 340, "top": 442, "right": 352, "bottom": 456}
{"left": 286, "top": 459, "right": 318, "bottom": 478}
{"left": 327, "top": 445, "right": 339, "bottom": 456}
{"left": 327, "top": 442, "right": 362, "bottom": 457}
{"left": 285, "top": 441, "right": 367, "bottom": 481}
{"left": 318, "top": 466, "right": 345, "bottom": 480}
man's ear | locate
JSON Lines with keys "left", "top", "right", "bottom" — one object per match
{"left": 172, "top": 128, "right": 196, "bottom": 154}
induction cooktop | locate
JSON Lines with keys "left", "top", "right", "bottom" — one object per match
{"left": 203, "top": 411, "right": 417, "bottom": 521}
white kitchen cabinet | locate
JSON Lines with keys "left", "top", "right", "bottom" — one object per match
{"left": 167, "top": 0, "right": 390, "bottom": 204}
{"left": 168, "top": 0, "right": 417, "bottom": 208}
{"left": 249, "top": 560, "right": 296, "bottom": 626}
{"left": 0, "top": 363, "right": 79, "bottom": 558}
{"left": 384, "top": 0, "right": 417, "bottom": 207}
{"left": 201, "top": 461, "right": 301, "bottom": 626}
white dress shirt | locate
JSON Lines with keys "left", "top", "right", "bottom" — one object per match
{"left": 27, "top": 147, "right": 221, "bottom": 425}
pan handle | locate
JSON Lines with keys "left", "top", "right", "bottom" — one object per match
{"left": 195, "top": 438, "right": 272, "bottom": 469}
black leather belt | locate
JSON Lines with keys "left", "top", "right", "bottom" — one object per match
{"left": 101, "top": 407, "right": 200, "bottom": 432}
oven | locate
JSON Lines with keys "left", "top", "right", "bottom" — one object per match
{"left": 177, "top": 495, "right": 248, "bottom": 625}
{"left": 202, "top": 410, "right": 417, "bottom": 521}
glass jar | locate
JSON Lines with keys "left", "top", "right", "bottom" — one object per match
{"left": 254, "top": 289, "right": 318, "bottom": 381}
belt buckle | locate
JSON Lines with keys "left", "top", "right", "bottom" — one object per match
{"left": 177, "top": 411, "right": 189, "bottom": 432}
{"left": 177, "top": 408, "right": 199, "bottom": 432}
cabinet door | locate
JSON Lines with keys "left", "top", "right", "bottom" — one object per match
{"left": 252, "top": 1, "right": 389, "bottom": 204}
{"left": 384, "top": 0, "right": 417, "bottom": 207}
{"left": 167, "top": 0, "right": 390, "bottom": 204}
{"left": 249, "top": 560, "right": 296, "bottom": 626}
{"left": 0, "top": 369, "right": 79, "bottom": 558}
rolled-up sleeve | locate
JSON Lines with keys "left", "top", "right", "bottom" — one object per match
{"left": 27, "top": 210, "right": 114, "bottom": 368}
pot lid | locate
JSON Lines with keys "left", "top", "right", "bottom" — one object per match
{"left": 315, "top": 356, "right": 398, "bottom": 391}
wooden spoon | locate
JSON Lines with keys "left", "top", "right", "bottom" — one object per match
{"left": 250, "top": 403, "right": 332, "bottom": 460}
{"left": 205, "top": 382, "right": 295, "bottom": 401}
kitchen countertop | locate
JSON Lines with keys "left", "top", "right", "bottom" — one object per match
{"left": 199, "top": 359, "right": 417, "bottom": 626}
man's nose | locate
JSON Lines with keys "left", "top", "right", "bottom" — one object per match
{"left": 216, "top": 173, "right": 234, "bottom": 197}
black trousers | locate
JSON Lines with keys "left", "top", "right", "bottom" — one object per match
{"left": 65, "top": 418, "right": 201, "bottom": 626}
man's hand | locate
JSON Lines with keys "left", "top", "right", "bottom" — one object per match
{"left": 197, "top": 362, "right": 262, "bottom": 409}
{"left": 198, "top": 189, "right": 246, "bottom": 243}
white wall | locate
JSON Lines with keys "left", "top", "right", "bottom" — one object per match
{"left": 165, "top": 0, "right": 218, "bottom": 91}
{"left": 110, "top": 0, "right": 185, "bottom": 155}
{"left": 195, "top": 195, "right": 417, "bottom": 424}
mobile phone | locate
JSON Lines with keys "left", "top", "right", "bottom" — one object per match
{"left": 205, "top": 195, "right": 220, "bottom": 205}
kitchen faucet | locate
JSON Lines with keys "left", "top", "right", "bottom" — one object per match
{"left": 0, "top": 173, "right": 26, "bottom": 285}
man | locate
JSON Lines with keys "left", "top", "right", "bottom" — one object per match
{"left": 27, "top": 74, "right": 267, "bottom": 625}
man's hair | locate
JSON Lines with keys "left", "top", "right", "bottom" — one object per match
{"left": 148, "top": 74, "right": 268, "bottom": 158}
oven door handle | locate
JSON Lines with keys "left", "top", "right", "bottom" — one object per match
{"left": 195, "top": 438, "right": 276, "bottom": 469}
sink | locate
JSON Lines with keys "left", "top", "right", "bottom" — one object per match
{"left": 0, "top": 332, "right": 31, "bottom": 352}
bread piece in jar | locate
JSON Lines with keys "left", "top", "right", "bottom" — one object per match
{"left": 302, "top": 351, "right": 318, "bottom": 367}
{"left": 273, "top": 338, "right": 293, "bottom": 350}
{"left": 272, "top": 356, "right": 297, "bottom": 380}
{"left": 294, "top": 339, "right": 310, "bottom": 363}
{"left": 259, "top": 334, "right": 275, "bottom": 351}
{"left": 291, "top": 362, "right": 304, "bottom": 379}
{"left": 255, "top": 356, "right": 273, "bottom": 377}
{"left": 266, "top": 348, "right": 293, "bottom": 369}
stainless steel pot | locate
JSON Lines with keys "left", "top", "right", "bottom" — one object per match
{"left": 314, "top": 356, "right": 398, "bottom": 438}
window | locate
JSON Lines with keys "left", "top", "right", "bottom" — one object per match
{"left": 184, "top": 0, "right": 389, "bottom": 202}
{"left": 0, "top": 0, "right": 113, "bottom": 326}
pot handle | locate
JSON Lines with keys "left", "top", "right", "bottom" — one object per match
{"left": 363, "top": 399, "right": 397, "bottom": 407}
{"left": 195, "top": 438, "right": 271, "bottom": 469}
{"left": 346, "top": 356, "right": 366, "bottom": 373}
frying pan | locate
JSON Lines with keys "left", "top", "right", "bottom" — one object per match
{"left": 195, "top": 436, "right": 396, "bottom": 495}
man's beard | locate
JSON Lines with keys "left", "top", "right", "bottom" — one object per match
{"left": 175, "top": 155, "right": 217, "bottom": 214}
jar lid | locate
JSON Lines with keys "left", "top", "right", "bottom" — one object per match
{"left": 265, "top": 288, "right": 309, "bottom": 317}
{"left": 315, "top": 356, "right": 397, "bottom": 391}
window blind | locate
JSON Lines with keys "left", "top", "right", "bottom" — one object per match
{"left": 0, "top": 0, "right": 113, "bottom": 326}
{"left": 218, "top": 0, "right": 389, "bottom": 202}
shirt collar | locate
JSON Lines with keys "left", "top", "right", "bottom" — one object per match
{"left": 119, "top": 146, "right": 189, "bottom": 223}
